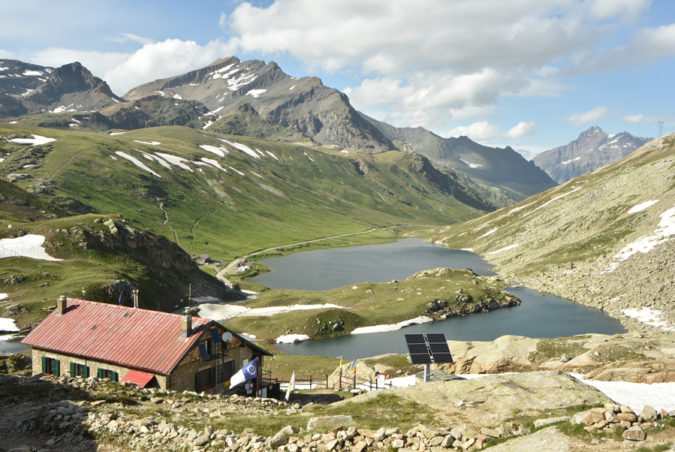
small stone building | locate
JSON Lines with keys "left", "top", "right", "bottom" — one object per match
{"left": 21, "top": 297, "right": 270, "bottom": 393}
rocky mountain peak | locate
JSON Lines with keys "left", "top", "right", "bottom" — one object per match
{"left": 0, "top": 60, "right": 122, "bottom": 116}
{"left": 533, "top": 126, "right": 651, "bottom": 183}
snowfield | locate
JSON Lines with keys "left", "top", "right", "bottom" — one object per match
{"left": 605, "top": 206, "right": 675, "bottom": 272}
{"left": 115, "top": 151, "right": 161, "bottom": 177}
{"left": 199, "top": 144, "right": 228, "bottom": 157}
{"left": 351, "top": 316, "right": 433, "bottom": 335}
{"left": 195, "top": 303, "right": 347, "bottom": 322}
{"left": 524, "top": 187, "right": 581, "bottom": 217}
{"left": 486, "top": 244, "right": 519, "bottom": 255}
{"left": 133, "top": 140, "right": 161, "bottom": 146}
{"left": 0, "top": 318, "right": 19, "bottom": 332}
{"left": 9, "top": 134, "right": 56, "bottom": 146}
{"left": 0, "top": 234, "right": 61, "bottom": 261}
{"left": 276, "top": 334, "right": 310, "bottom": 344}
{"left": 622, "top": 307, "right": 675, "bottom": 332}
{"left": 218, "top": 138, "right": 260, "bottom": 159}
{"left": 627, "top": 200, "right": 659, "bottom": 214}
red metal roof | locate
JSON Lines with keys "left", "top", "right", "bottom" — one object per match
{"left": 21, "top": 299, "right": 212, "bottom": 375}
{"left": 122, "top": 370, "right": 156, "bottom": 388}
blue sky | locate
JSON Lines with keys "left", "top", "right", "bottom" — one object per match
{"left": 1, "top": 0, "right": 674, "bottom": 155}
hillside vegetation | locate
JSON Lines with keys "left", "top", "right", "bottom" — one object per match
{"left": 430, "top": 134, "right": 675, "bottom": 332}
{"left": 0, "top": 124, "right": 489, "bottom": 260}
{"left": 0, "top": 123, "right": 495, "bottom": 326}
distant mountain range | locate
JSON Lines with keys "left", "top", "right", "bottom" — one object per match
{"left": 1, "top": 57, "right": 556, "bottom": 206}
{"left": 533, "top": 126, "right": 651, "bottom": 183}
{"left": 0, "top": 59, "right": 122, "bottom": 117}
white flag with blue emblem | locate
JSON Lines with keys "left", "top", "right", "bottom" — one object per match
{"left": 229, "top": 358, "right": 257, "bottom": 388}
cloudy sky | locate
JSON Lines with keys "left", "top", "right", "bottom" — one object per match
{"left": 1, "top": 0, "right": 674, "bottom": 154}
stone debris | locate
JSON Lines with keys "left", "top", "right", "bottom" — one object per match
{"left": 2, "top": 373, "right": 673, "bottom": 451}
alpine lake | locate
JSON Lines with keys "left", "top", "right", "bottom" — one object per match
{"left": 251, "top": 238, "right": 625, "bottom": 359}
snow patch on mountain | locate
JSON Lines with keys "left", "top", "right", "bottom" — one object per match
{"left": 487, "top": 244, "right": 519, "bottom": 255}
{"left": 198, "top": 144, "right": 228, "bottom": 157}
{"left": 627, "top": 200, "right": 659, "bottom": 214}
{"left": 115, "top": 151, "right": 161, "bottom": 177}
{"left": 155, "top": 152, "right": 193, "bottom": 172}
{"left": 133, "top": 140, "right": 161, "bottom": 146}
{"left": 524, "top": 187, "right": 581, "bottom": 216}
{"left": 201, "top": 158, "right": 228, "bottom": 173}
{"left": 218, "top": 138, "right": 260, "bottom": 159}
{"left": 9, "top": 134, "right": 56, "bottom": 146}
{"left": 605, "top": 206, "right": 675, "bottom": 272}
{"left": 0, "top": 234, "right": 62, "bottom": 261}
{"left": 622, "top": 307, "right": 674, "bottom": 332}
{"left": 459, "top": 157, "right": 483, "bottom": 168}
{"left": 246, "top": 89, "right": 267, "bottom": 98}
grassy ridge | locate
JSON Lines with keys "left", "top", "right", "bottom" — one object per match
{"left": 1, "top": 125, "right": 486, "bottom": 262}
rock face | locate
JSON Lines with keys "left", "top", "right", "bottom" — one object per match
{"left": 124, "top": 57, "right": 395, "bottom": 153}
{"left": 47, "top": 217, "right": 237, "bottom": 311}
{"left": 533, "top": 126, "right": 651, "bottom": 183}
{"left": 0, "top": 59, "right": 123, "bottom": 117}
{"left": 364, "top": 116, "right": 558, "bottom": 203}
{"left": 123, "top": 56, "right": 555, "bottom": 205}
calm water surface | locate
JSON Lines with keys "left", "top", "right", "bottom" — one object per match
{"left": 252, "top": 238, "right": 625, "bottom": 358}
{"left": 251, "top": 238, "right": 493, "bottom": 290}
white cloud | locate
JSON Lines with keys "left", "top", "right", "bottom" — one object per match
{"left": 445, "top": 121, "right": 499, "bottom": 141}
{"left": 218, "top": 12, "right": 228, "bottom": 29}
{"left": 590, "top": 0, "right": 651, "bottom": 21}
{"left": 106, "top": 33, "right": 154, "bottom": 46}
{"left": 0, "top": 48, "right": 14, "bottom": 58}
{"left": 226, "top": 0, "right": 596, "bottom": 75}
{"left": 506, "top": 121, "right": 537, "bottom": 138}
{"left": 623, "top": 113, "right": 666, "bottom": 124}
{"left": 624, "top": 114, "right": 644, "bottom": 123}
{"left": 345, "top": 68, "right": 521, "bottom": 129}
{"left": 566, "top": 106, "right": 608, "bottom": 125}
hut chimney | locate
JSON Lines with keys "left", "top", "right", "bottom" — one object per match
{"left": 57, "top": 295, "right": 67, "bottom": 314}
{"left": 181, "top": 314, "right": 192, "bottom": 338}
{"left": 132, "top": 289, "right": 139, "bottom": 309}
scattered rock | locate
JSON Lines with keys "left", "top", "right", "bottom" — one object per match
{"left": 622, "top": 425, "right": 646, "bottom": 441}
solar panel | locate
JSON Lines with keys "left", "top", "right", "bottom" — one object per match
{"left": 405, "top": 334, "right": 426, "bottom": 344}
{"left": 426, "top": 333, "right": 447, "bottom": 343}
{"left": 431, "top": 353, "right": 454, "bottom": 364}
{"left": 407, "top": 343, "right": 429, "bottom": 354}
{"left": 409, "top": 353, "right": 432, "bottom": 364}
{"left": 405, "top": 332, "right": 453, "bottom": 365}
{"left": 429, "top": 342, "right": 451, "bottom": 353}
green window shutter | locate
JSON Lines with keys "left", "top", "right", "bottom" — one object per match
{"left": 97, "top": 368, "right": 103, "bottom": 379}
{"left": 113, "top": 371, "right": 118, "bottom": 382}
{"left": 70, "top": 362, "right": 75, "bottom": 377}
{"left": 41, "top": 357, "right": 47, "bottom": 373}
{"left": 84, "top": 366, "right": 89, "bottom": 379}
{"left": 54, "top": 360, "right": 60, "bottom": 377}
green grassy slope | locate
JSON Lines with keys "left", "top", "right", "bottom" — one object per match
{"left": 428, "top": 134, "right": 675, "bottom": 329}
{"left": 1, "top": 124, "right": 489, "bottom": 261}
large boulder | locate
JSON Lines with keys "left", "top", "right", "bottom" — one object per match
{"left": 444, "top": 335, "right": 539, "bottom": 374}
{"left": 335, "top": 371, "right": 611, "bottom": 428}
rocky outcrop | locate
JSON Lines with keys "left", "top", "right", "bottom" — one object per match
{"left": 44, "top": 217, "right": 237, "bottom": 311}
